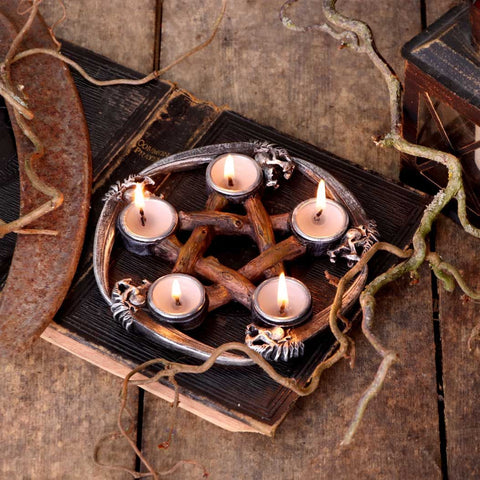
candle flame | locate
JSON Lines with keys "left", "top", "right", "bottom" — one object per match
{"left": 277, "top": 272, "right": 289, "bottom": 315}
{"left": 134, "top": 183, "right": 145, "bottom": 210}
{"left": 224, "top": 154, "right": 235, "bottom": 187}
{"left": 171, "top": 279, "right": 182, "bottom": 306}
{"left": 315, "top": 179, "right": 326, "bottom": 216}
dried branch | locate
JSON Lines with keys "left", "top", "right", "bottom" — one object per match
{"left": 47, "top": 0, "right": 66, "bottom": 48}
{"left": 280, "top": 0, "right": 359, "bottom": 48}
{"left": 0, "top": 0, "right": 64, "bottom": 239}
{"left": 310, "top": 0, "right": 480, "bottom": 444}
{"left": 4, "top": 0, "right": 42, "bottom": 69}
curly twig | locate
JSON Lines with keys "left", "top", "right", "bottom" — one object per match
{"left": 280, "top": 0, "right": 359, "bottom": 48}
{"left": 278, "top": 0, "right": 480, "bottom": 445}
{"left": 341, "top": 351, "right": 397, "bottom": 446}
{"left": 47, "top": 0, "right": 66, "bottom": 48}
{"left": 0, "top": 108, "right": 64, "bottom": 239}
{"left": 95, "top": 242, "right": 412, "bottom": 476}
{"left": 315, "top": 0, "right": 480, "bottom": 443}
{"left": 4, "top": 0, "right": 42, "bottom": 69}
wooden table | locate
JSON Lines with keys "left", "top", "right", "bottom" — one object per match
{"left": 1, "top": 1, "right": 478, "bottom": 478}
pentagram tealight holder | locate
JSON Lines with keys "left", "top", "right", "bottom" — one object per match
{"left": 93, "top": 142, "right": 379, "bottom": 366}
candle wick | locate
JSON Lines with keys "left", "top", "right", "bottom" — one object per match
{"left": 313, "top": 209, "right": 323, "bottom": 223}
{"left": 139, "top": 208, "right": 146, "bottom": 227}
{"left": 227, "top": 176, "right": 234, "bottom": 188}
{"left": 279, "top": 302, "right": 287, "bottom": 316}
{"left": 174, "top": 297, "right": 182, "bottom": 307}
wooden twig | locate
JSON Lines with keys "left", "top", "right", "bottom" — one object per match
{"left": 179, "top": 210, "right": 250, "bottom": 236}
{"left": 196, "top": 256, "right": 256, "bottom": 308}
{"left": 244, "top": 194, "right": 283, "bottom": 277}
{"left": 280, "top": 0, "right": 359, "bottom": 47}
{"left": 47, "top": 0, "right": 66, "bottom": 48}
{"left": 0, "top": 82, "right": 33, "bottom": 119}
{"left": 173, "top": 193, "right": 227, "bottom": 273}
{"left": 0, "top": 112, "right": 64, "bottom": 239}
{"left": 3, "top": 0, "right": 42, "bottom": 69}
{"left": 0, "top": 0, "right": 65, "bottom": 239}
{"left": 155, "top": 235, "right": 306, "bottom": 311}
{"left": 238, "top": 235, "right": 306, "bottom": 281}
{"left": 206, "top": 236, "right": 306, "bottom": 310}
{"left": 302, "top": 0, "right": 480, "bottom": 445}
{"left": 179, "top": 210, "right": 290, "bottom": 237}
{"left": 0, "top": 218, "right": 57, "bottom": 236}
{"left": 156, "top": 237, "right": 256, "bottom": 309}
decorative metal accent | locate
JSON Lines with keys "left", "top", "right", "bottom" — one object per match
{"left": 103, "top": 175, "right": 155, "bottom": 202}
{"left": 253, "top": 141, "right": 295, "bottom": 189}
{"left": 327, "top": 220, "right": 379, "bottom": 267}
{"left": 111, "top": 278, "right": 151, "bottom": 331}
{"left": 245, "top": 324, "right": 304, "bottom": 362}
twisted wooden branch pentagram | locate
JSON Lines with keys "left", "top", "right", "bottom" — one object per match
{"left": 94, "top": 142, "right": 374, "bottom": 366}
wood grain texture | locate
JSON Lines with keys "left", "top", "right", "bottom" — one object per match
{"left": 0, "top": 339, "right": 138, "bottom": 479}
{"left": 159, "top": 0, "right": 421, "bottom": 180}
{"left": 39, "top": 0, "right": 157, "bottom": 73}
{"left": 436, "top": 215, "right": 480, "bottom": 479}
{"left": 426, "top": 0, "right": 458, "bottom": 26}
{"left": 140, "top": 268, "right": 440, "bottom": 479}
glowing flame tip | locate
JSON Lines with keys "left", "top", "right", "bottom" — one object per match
{"left": 315, "top": 179, "right": 326, "bottom": 214}
{"left": 171, "top": 279, "right": 182, "bottom": 306}
{"left": 134, "top": 183, "right": 145, "bottom": 209}
{"left": 277, "top": 272, "right": 289, "bottom": 314}
{"left": 224, "top": 154, "right": 235, "bottom": 187}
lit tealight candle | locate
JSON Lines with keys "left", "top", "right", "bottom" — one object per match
{"left": 117, "top": 183, "right": 178, "bottom": 256}
{"left": 290, "top": 179, "right": 349, "bottom": 255}
{"left": 147, "top": 273, "right": 208, "bottom": 330}
{"left": 206, "top": 153, "right": 263, "bottom": 201}
{"left": 252, "top": 272, "right": 312, "bottom": 327}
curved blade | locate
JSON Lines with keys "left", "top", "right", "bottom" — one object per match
{"left": 0, "top": 1, "right": 91, "bottom": 356}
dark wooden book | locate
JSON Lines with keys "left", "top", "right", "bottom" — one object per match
{"left": 0, "top": 41, "right": 429, "bottom": 435}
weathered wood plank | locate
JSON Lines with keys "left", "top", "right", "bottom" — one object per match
{"left": 426, "top": 0, "right": 455, "bottom": 27}
{"left": 140, "top": 269, "right": 440, "bottom": 479}
{"left": 159, "top": 0, "right": 421, "bottom": 180}
{"left": 436, "top": 215, "right": 480, "bottom": 479}
{"left": 39, "top": 0, "right": 157, "bottom": 73}
{"left": 0, "top": 340, "right": 138, "bottom": 479}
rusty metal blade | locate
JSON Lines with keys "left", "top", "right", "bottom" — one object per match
{"left": 0, "top": 1, "right": 91, "bottom": 356}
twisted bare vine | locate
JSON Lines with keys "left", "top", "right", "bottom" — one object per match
{"left": 281, "top": 0, "right": 480, "bottom": 445}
